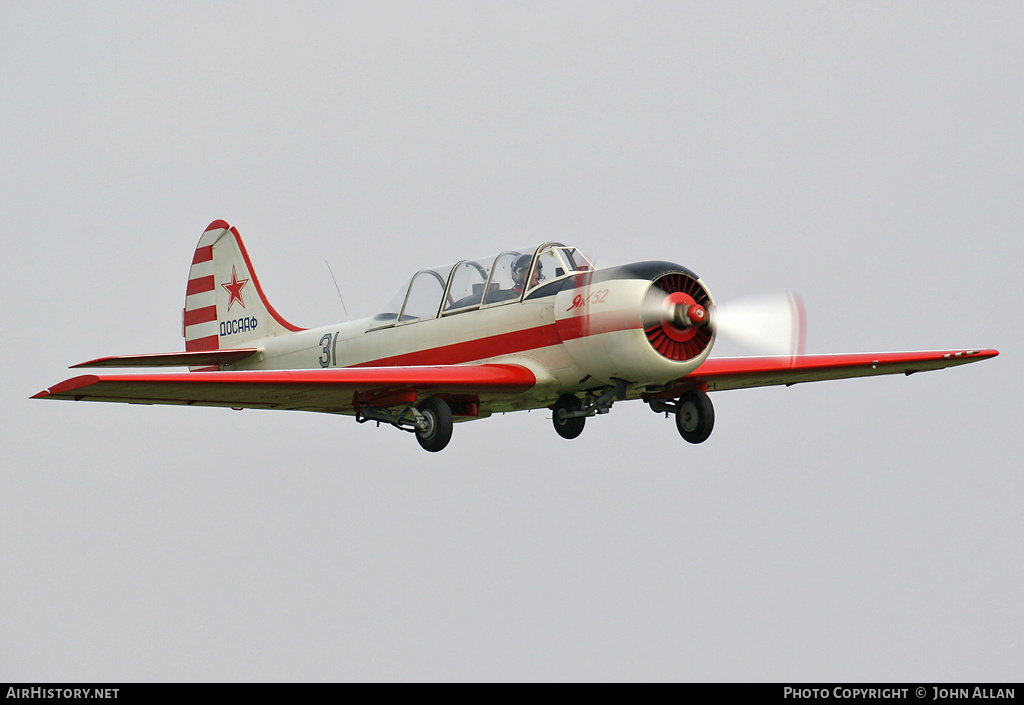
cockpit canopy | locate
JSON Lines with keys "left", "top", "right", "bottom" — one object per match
{"left": 374, "top": 243, "right": 592, "bottom": 325}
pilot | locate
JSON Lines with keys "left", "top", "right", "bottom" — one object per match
{"left": 511, "top": 254, "right": 543, "bottom": 293}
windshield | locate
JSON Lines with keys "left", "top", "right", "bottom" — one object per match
{"left": 521, "top": 244, "right": 592, "bottom": 295}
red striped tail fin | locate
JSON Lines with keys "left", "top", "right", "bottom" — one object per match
{"left": 183, "top": 220, "right": 303, "bottom": 370}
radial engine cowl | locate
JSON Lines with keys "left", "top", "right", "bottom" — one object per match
{"left": 643, "top": 272, "right": 714, "bottom": 362}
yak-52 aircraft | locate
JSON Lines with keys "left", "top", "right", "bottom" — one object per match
{"left": 34, "top": 220, "right": 997, "bottom": 452}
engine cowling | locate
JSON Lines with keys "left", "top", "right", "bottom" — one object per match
{"left": 553, "top": 263, "right": 716, "bottom": 387}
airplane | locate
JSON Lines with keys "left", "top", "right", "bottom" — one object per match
{"left": 33, "top": 220, "right": 998, "bottom": 452}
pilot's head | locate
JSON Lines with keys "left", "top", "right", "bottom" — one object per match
{"left": 512, "top": 255, "right": 542, "bottom": 289}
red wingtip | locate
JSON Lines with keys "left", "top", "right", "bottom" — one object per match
{"left": 31, "top": 375, "right": 101, "bottom": 399}
{"left": 952, "top": 348, "right": 999, "bottom": 360}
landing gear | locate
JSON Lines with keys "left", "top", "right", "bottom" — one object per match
{"left": 552, "top": 394, "right": 585, "bottom": 439}
{"left": 549, "top": 381, "right": 628, "bottom": 440}
{"left": 355, "top": 395, "right": 454, "bottom": 452}
{"left": 647, "top": 389, "right": 715, "bottom": 444}
{"left": 414, "top": 397, "right": 453, "bottom": 452}
{"left": 675, "top": 390, "right": 714, "bottom": 444}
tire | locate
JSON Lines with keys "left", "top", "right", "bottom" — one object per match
{"left": 415, "top": 397, "right": 453, "bottom": 452}
{"left": 552, "top": 394, "right": 586, "bottom": 440}
{"left": 675, "top": 390, "right": 714, "bottom": 444}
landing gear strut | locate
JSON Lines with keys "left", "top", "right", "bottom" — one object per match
{"left": 550, "top": 380, "right": 628, "bottom": 440}
{"left": 355, "top": 395, "right": 454, "bottom": 452}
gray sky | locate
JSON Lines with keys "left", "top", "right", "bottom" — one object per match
{"left": 2, "top": 1, "right": 1020, "bottom": 681}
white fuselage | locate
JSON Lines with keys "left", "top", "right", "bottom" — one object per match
{"left": 223, "top": 271, "right": 716, "bottom": 415}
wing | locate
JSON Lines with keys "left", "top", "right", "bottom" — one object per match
{"left": 666, "top": 349, "right": 997, "bottom": 394}
{"left": 31, "top": 364, "right": 537, "bottom": 414}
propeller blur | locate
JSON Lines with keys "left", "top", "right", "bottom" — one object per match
{"left": 713, "top": 291, "right": 806, "bottom": 358}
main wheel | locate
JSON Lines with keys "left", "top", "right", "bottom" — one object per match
{"left": 415, "top": 397, "right": 453, "bottom": 452}
{"left": 552, "top": 394, "right": 586, "bottom": 439}
{"left": 675, "top": 390, "right": 714, "bottom": 444}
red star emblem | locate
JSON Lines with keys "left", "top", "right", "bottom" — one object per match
{"left": 221, "top": 265, "right": 250, "bottom": 312}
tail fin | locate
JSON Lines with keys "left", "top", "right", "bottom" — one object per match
{"left": 183, "top": 220, "right": 303, "bottom": 369}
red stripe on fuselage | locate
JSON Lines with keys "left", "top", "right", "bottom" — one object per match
{"left": 355, "top": 322, "right": 564, "bottom": 367}
{"left": 556, "top": 309, "right": 642, "bottom": 341}
{"left": 354, "top": 309, "right": 644, "bottom": 368}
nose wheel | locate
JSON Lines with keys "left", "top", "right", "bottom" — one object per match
{"left": 675, "top": 390, "right": 715, "bottom": 444}
{"left": 552, "top": 394, "right": 586, "bottom": 439}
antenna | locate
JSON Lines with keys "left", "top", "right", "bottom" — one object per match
{"left": 325, "top": 260, "right": 350, "bottom": 322}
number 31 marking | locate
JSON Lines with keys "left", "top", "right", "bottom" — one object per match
{"left": 319, "top": 331, "right": 340, "bottom": 368}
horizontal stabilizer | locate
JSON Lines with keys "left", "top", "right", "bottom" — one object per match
{"left": 70, "top": 349, "right": 261, "bottom": 368}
